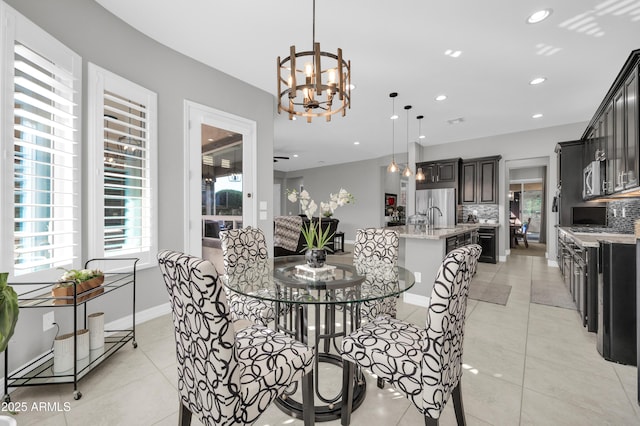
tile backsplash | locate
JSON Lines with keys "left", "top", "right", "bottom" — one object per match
{"left": 458, "top": 204, "right": 499, "bottom": 223}
{"left": 607, "top": 199, "right": 640, "bottom": 233}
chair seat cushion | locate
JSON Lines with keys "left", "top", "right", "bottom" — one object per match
{"left": 235, "top": 324, "right": 314, "bottom": 421}
{"left": 341, "top": 315, "right": 424, "bottom": 408}
{"left": 227, "top": 291, "right": 276, "bottom": 325}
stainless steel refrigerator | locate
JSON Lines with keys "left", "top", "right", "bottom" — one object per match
{"left": 415, "top": 188, "right": 456, "bottom": 228}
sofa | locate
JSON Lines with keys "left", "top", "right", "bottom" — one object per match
{"left": 274, "top": 216, "right": 340, "bottom": 257}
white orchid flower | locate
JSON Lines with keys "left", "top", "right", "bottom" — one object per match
{"left": 287, "top": 191, "right": 298, "bottom": 203}
{"left": 299, "top": 189, "right": 310, "bottom": 201}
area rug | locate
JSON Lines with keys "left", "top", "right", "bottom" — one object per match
{"left": 468, "top": 280, "right": 512, "bottom": 305}
{"left": 531, "top": 278, "right": 575, "bottom": 309}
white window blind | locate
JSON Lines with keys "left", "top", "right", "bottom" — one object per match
{"left": 0, "top": 3, "right": 82, "bottom": 279}
{"left": 87, "top": 64, "right": 157, "bottom": 267}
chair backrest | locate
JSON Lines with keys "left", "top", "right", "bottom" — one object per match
{"left": 157, "top": 250, "right": 240, "bottom": 425}
{"left": 421, "top": 244, "right": 481, "bottom": 418}
{"left": 220, "top": 226, "right": 268, "bottom": 274}
{"left": 523, "top": 218, "right": 532, "bottom": 235}
{"left": 353, "top": 228, "right": 399, "bottom": 266}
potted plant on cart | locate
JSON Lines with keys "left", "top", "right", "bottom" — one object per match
{"left": 52, "top": 268, "right": 104, "bottom": 303}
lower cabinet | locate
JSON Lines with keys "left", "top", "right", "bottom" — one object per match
{"left": 478, "top": 227, "right": 497, "bottom": 263}
{"left": 445, "top": 230, "right": 479, "bottom": 254}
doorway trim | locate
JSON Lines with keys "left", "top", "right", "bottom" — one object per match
{"left": 184, "top": 100, "right": 257, "bottom": 256}
{"left": 504, "top": 157, "right": 551, "bottom": 262}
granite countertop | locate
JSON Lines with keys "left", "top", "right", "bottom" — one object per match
{"left": 558, "top": 227, "right": 635, "bottom": 247}
{"left": 393, "top": 224, "right": 481, "bottom": 240}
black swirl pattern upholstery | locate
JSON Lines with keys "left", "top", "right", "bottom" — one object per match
{"left": 353, "top": 228, "right": 399, "bottom": 320}
{"left": 340, "top": 244, "right": 482, "bottom": 426}
{"left": 157, "top": 250, "right": 314, "bottom": 426}
{"left": 220, "top": 227, "right": 275, "bottom": 325}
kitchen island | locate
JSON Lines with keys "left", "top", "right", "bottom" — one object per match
{"left": 393, "top": 224, "right": 482, "bottom": 307}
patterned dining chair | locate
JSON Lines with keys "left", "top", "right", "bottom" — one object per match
{"left": 157, "top": 250, "right": 315, "bottom": 426}
{"left": 340, "top": 244, "right": 482, "bottom": 426}
{"left": 220, "top": 226, "right": 275, "bottom": 325}
{"left": 353, "top": 228, "right": 400, "bottom": 320}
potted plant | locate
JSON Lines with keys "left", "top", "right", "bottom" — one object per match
{"left": 52, "top": 268, "right": 104, "bottom": 303}
{"left": 0, "top": 272, "right": 19, "bottom": 353}
{"left": 288, "top": 188, "right": 353, "bottom": 267}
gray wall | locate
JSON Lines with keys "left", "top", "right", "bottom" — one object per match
{"left": 4, "top": 0, "right": 274, "bottom": 373}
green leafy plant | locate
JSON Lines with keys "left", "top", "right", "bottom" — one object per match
{"left": 0, "top": 272, "right": 19, "bottom": 353}
{"left": 56, "top": 268, "right": 103, "bottom": 287}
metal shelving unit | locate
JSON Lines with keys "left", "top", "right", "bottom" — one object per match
{"left": 3, "top": 258, "right": 139, "bottom": 402}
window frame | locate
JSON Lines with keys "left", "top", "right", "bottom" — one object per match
{"left": 0, "top": 2, "right": 82, "bottom": 282}
{"left": 87, "top": 63, "right": 158, "bottom": 269}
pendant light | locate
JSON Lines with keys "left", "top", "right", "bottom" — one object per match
{"left": 402, "top": 105, "right": 413, "bottom": 177}
{"left": 387, "top": 92, "right": 399, "bottom": 173}
{"left": 415, "top": 115, "right": 426, "bottom": 181}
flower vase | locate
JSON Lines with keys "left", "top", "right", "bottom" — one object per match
{"left": 305, "top": 248, "right": 327, "bottom": 268}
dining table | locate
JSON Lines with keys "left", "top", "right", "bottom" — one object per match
{"left": 222, "top": 255, "right": 416, "bottom": 422}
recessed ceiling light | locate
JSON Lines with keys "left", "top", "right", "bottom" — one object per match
{"left": 293, "top": 154, "right": 299, "bottom": 158}
{"left": 435, "top": 95, "right": 448, "bottom": 101}
{"left": 390, "top": 114, "right": 399, "bottom": 120}
{"left": 527, "top": 9, "right": 552, "bottom": 24}
{"left": 419, "top": 135, "right": 426, "bottom": 139}
{"left": 353, "top": 141, "right": 360, "bottom": 145}
{"left": 444, "top": 50, "right": 462, "bottom": 58}
{"left": 532, "top": 113, "right": 543, "bottom": 119}
{"left": 447, "top": 117, "right": 465, "bottom": 125}
{"left": 529, "top": 77, "right": 547, "bottom": 85}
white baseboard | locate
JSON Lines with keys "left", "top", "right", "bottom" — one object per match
{"left": 105, "top": 302, "right": 171, "bottom": 330}
{"left": 499, "top": 255, "right": 507, "bottom": 262}
{"left": 403, "top": 292, "right": 429, "bottom": 308}
{"left": 547, "top": 259, "right": 559, "bottom": 268}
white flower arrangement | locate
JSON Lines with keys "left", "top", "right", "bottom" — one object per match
{"left": 287, "top": 188, "right": 354, "bottom": 250}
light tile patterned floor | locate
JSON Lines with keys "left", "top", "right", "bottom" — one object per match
{"left": 7, "top": 253, "right": 639, "bottom": 425}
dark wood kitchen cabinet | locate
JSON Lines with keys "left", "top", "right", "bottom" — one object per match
{"left": 581, "top": 49, "right": 639, "bottom": 197}
{"left": 478, "top": 227, "right": 497, "bottom": 263}
{"left": 460, "top": 155, "right": 501, "bottom": 204}
{"left": 416, "top": 158, "right": 459, "bottom": 189}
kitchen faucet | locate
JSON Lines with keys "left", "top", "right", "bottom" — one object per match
{"left": 427, "top": 206, "right": 443, "bottom": 227}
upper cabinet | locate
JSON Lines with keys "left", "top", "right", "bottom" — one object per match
{"left": 460, "top": 156, "right": 501, "bottom": 204}
{"left": 582, "top": 49, "right": 640, "bottom": 199}
{"left": 416, "top": 158, "right": 460, "bottom": 189}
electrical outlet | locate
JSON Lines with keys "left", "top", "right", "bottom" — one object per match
{"left": 43, "top": 311, "right": 55, "bottom": 332}
{"left": 414, "top": 272, "right": 421, "bottom": 283}
{"left": 613, "top": 208, "right": 617, "bottom": 217}
{"left": 622, "top": 208, "right": 626, "bottom": 217}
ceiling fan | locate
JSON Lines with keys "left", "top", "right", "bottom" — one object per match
{"left": 273, "top": 156, "right": 290, "bottom": 163}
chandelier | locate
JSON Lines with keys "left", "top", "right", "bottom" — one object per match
{"left": 277, "top": 0, "right": 351, "bottom": 122}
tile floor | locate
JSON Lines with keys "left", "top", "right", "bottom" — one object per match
{"left": 7, "top": 252, "right": 640, "bottom": 425}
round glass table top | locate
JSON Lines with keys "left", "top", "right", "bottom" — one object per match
{"left": 222, "top": 255, "right": 415, "bottom": 305}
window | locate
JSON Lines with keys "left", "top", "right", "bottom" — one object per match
{"left": 0, "top": 3, "right": 82, "bottom": 279}
{"left": 87, "top": 64, "right": 157, "bottom": 268}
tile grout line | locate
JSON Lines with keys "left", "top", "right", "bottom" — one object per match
{"left": 517, "top": 255, "right": 533, "bottom": 425}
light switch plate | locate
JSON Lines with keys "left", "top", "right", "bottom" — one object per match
{"left": 259, "top": 211, "right": 267, "bottom": 220}
{"left": 414, "top": 272, "right": 421, "bottom": 283}
{"left": 259, "top": 201, "right": 267, "bottom": 210}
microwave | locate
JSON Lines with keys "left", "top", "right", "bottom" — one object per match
{"left": 583, "top": 160, "right": 605, "bottom": 199}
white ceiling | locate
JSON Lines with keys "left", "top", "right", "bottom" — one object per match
{"left": 96, "top": 0, "right": 640, "bottom": 172}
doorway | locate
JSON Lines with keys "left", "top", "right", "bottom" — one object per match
{"left": 508, "top": 165, "right": 547, "bottom": 257}
{"left": 185, "top": 101, "right": 256, "bottom": 257}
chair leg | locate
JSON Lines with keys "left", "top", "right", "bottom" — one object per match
{"left": 452, "top": 382, "right": 467, "bottom": 426}
{"left": 341, "top": 361, "right": 355, "bottom": 426}
{"left": 302, "top": 370, "right": 315, "bottom": 426}
{"left": 178, "top": 400, "right": 192, "bottom": 426}
{"left": 424, "top": 416, "right": 438, "bottom": 426}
